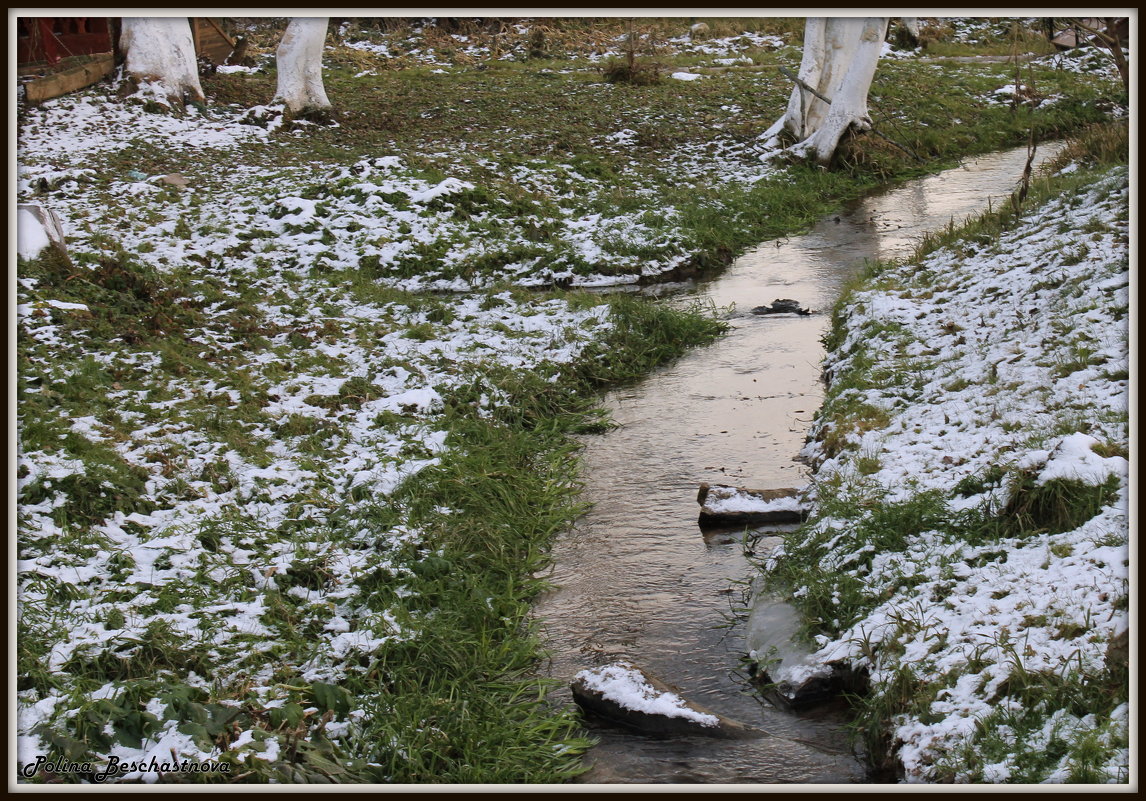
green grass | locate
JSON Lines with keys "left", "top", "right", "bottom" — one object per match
{"left": 185, "top": 22, "right": 1122, "bottom": 285}
{"left": 17, "top": 16, "right": 1128, "bottom": 784}
{"left": 17, "top": 254, "right": 726, "bottom": 783}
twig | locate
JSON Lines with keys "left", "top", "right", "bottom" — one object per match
{"left": 778, "top": 65, "right": 830, "bottom": 104}
{"left": 1009, "top": 26, "right": 1038, "bottom": 210}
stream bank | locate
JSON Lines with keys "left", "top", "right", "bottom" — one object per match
{"left": 536, "top": 143, "right": 1068, "bottom": 784}
{"left": 759, "top": 146, "right": 1130, "bottom": 783}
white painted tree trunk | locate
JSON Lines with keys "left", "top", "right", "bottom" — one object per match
{"left": 17, "top": 204, "right": 68, "bottom": 261}
{"left": 763, "top": 17, "right": 893, "bottom": 164}
{"left": 119, "top": 17, "right": 204, "bottom": 107}
{"left": 274, "top": 18, "right": 331, "bottom": 117}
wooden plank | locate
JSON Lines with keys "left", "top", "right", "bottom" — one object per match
{"left": 190, "top": 16, "right": 202, "bottom": 56}
{"left": 205, "top": 17, "right": 235, "bottom": 48}
{"left": 191, "top": 17, "right": 236, "bottom": 64}
{"left": 24, "top": 52, "right": 114, "bottom": 103}
{"left": 203, "top": 42, "right": 235, "bottom": 65}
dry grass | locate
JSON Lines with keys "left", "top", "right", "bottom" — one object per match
{"left": 1046, "top": 120, "right": 1130, "bottom": 171}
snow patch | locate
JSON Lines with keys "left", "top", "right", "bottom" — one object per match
{"left": 574, "top": 662, "right": 719, "bottom": 726}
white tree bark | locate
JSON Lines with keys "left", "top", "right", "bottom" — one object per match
{"left": 119, "top": 17, "right": 204, "bottom": 107}
{"left": 17, "top": 204, "right": 68, "bottom": 261}
{"left": 274, "top": 18, "right": 331, "bottom": 117}
{"left": 763, "top": 17, "right": 893, "bottom": 164}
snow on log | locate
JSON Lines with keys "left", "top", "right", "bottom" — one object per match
{"left": 274, "top": 18, "right": 332, "bottom": 117}
{"left": 119, "top": 17, "right": 205, "bottom": 107}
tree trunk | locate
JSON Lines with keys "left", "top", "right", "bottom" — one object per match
{"left": 274, "top": 18, "right": 332, "bottom": 118}
{"left": 119, "top": 17, "right": 204, "bottom": 108}
{"left": 17, "top": 204, "right": 69, "bottom": 262}
{"left": 763, "top": 17, "right": 893, "bottom": 165}
{"left": 1072, "top": 17, "right": 1130, "bottom": 90}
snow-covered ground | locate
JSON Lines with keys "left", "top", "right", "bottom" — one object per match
{"left": 758, "top": 166, "right": 1130, "bottom": 783}
{"left": 12, "top": 22, "right": 797, "bottom": 779}
{"left": 17, "top": 277, "right": 612, "bottom": 778}
{"left": 340, "top": 21, "right": 789, "bottom": 68}
{"left": 15, "top": 87, "right": 624, "bottom": 779}
{"left": 15, "top": 16, "right": 1128, "bottom": 783}
{"left": 16, "top": 91, "right": 713, "bottom": 291}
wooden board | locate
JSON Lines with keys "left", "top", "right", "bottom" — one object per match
{"left": 23, "top": 52, "right": 115, "bottom": 103}
{"left": 191, "top": 17, "right": 235, "bottom": 65}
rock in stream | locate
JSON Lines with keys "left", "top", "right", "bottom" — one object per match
{"left": 751, "top": 298, "right": 812, "bottom": 316}
{"left": 572, "top": 661, "right": 762, "bottom": 740}
{"left": 745, "top": 597, "right": 864, "bottom": 712}
{"left": 697, "top": 483, "right": 807, "bottom": 529}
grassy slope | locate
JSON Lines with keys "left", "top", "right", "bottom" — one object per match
{"left": 759, "top": 122, "right": 1130, "bottom": 783}
{"left": 188, "top": 21, "right": 1118, "bottom": 285}
{"left": 16, "top": 17, "right": 1128, "bottom": 783}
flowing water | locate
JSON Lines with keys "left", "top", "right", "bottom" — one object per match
{"left": 535, "top": 144, "right": 1064, "bottom": 784}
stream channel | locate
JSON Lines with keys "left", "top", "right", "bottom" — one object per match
{"left": 533, "top": 144, "right": 1065, "bottom": 784}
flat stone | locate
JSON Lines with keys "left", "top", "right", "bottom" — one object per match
{"left": 697, "top": 483, "right": 806, "bottom": 528}
{"left": 160, "top": 173, "right": 189, "bottom": 188}
{"left": 572, "top": 661, "right": 762, "bottom": 740}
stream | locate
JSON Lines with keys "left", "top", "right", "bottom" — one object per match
{"left": 534, "top": 144, "right": 1064, "bottom": 784}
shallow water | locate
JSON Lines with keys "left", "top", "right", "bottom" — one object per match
{"left": 535, "top": 144, "right": 1064, "bottom": 784}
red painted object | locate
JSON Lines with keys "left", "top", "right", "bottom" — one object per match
{"left": 16, "top": 17, "right": 113, "bottom": 65}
